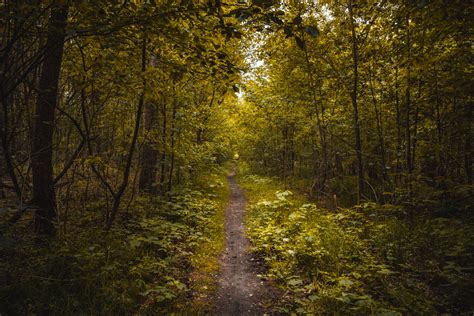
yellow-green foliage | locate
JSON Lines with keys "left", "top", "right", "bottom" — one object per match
{"left": 240, "top": 174, "right": 474, "bottom": 315}
{"left": 0, "top": 170, "right": 229, "bottom": 315}
{"left": 186, "top": 168, "right": 229, "bottom": 313}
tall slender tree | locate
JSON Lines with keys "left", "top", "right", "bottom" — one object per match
{"left": 32, "top": 3, "right": 68, "bottom": 236}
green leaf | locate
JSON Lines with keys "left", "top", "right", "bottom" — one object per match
{"left": 338, "top": 278, "right": 354, "bottom": 287}
{"left": 377, "top": 268, "right": 395, "bottom": 275}
{"left": 308, "top": 294, "right": 320, "bottom": 301}
{"left": 287, "top": 278, "right": 303, "bottom": 286}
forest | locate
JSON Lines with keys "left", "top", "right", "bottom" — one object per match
{"left": 0, "top": 0, "right": 472, "bottom": 314}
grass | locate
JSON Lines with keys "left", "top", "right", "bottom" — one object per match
{"left": 182, "top": 166, "right": 229, "bottom": 314}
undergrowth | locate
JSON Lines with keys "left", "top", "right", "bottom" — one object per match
{"left": 240, "top": 173, "right": 474, "bottom": 315}
{"left": 0, "top": 169, "right": 228, "bottom": 315}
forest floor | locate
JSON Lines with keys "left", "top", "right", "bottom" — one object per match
{"left": 214, "top": 166, "right": 280, "bottom": 315}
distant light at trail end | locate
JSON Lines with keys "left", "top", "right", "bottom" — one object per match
{"left": 236, "top": 90, "right": 245, "bottom": 101}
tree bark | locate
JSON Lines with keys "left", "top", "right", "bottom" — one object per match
{"left": 31, "top": 4, "right": 68, "bottom": 236}
{"left": 167, "top": 96, "right": 178, "bottom": 192}
{"left": 302, "top": 42, "right": 329, "bottom": 194}
{"left": 139, "top": 55, "right": 158, "bottom": 193}
{"left": 159, "top": 97, "right": 167, "bottom": 194}
{"left": 349, "top": 0, "right": 365, "bottom": 202}
{"left": 106, "top": 28, "right": 147, "bottom": 229}
{"left": 368, "top": 63, "right": 388, "bottom": 182}
{"left": 465, "top": 102, "right": 472, "bottom": 185}
{"left": 139, "top": 102, "right": 158, "bottom": 193}
{"left": 395, "top": 66, "right": 402, "bottom": 183}
{"left": 433, "top": 65, "right": 445, "bottom": 176}
{"left": 405, "top": 13, "right": 412, "bottom": 174}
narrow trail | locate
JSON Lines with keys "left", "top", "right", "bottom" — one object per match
{"left": 215, "top": 168, "right": 279, "bottom": 315}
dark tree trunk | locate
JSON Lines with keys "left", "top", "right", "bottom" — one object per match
{"left": 411, "top": 76, "right": 422, "bottom": 172}
{"left": 405, "top": 13, "right": 412, "bottom": 174}
{"left": 433, "top": 65, "right": 444, "bottom": 176}
{"left": 139, "top": 55, "right": 159, "bottom": 194}
{"left": 368, "top": 63, "right": 388, "bottom": 182}
{"left": 167, "top": 96, "right": 178, "bottom": 192}
{"left": 395, "top": 66, "right": 402, "bottom": 183}
{"left": 349, "top": 0, "right": 365, "bottom": 202}
{"left": 139, "top": 101, "right": 158, "bottom": 193}
{"left": 404, "top": 13, "right": 413, "bottom": 199}
{"left": 1, "top": 129, "right": 22, "bottom": 200}
{"left": 31, "top": 4, "right": 68, "bottom": 236}
{"left": 159, "top": 98, "right": 167, "bottom": 194}
{"left": 465, "top": 102, "right": 472, "bottom": 185}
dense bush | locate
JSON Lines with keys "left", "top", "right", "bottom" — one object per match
{"left": 0, "top": 175, "right": 227, "bottom": 315}
{"left": 242, "top": 175, "right": 474, "bottom": 314}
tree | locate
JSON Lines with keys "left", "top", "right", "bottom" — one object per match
{"left": 348, "top": 0, "right": 365, "bottom": 201}
{"left": 32, "top": 3, "right": 68, "bottom": 236}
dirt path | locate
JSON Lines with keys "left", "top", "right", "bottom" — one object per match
{"left": 214, "top": 168, "right": 278, "bottom": 315}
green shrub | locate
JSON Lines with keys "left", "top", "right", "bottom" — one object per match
{"left": 0, "top": 175, "right": 227, "bottom": 315}
{"left": 241, "top": 174, "right": 474, "bottom": 315}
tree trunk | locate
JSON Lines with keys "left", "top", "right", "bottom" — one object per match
{"left": 411, "top": 76, "right": 422, "bottom": 172}
{"left": 167, "top": 96, "right": 178, "bottom": 192}
{"left": 404, "top": 13, "right": 413, "bottom": 199}
{"left": 368, "top": 63, "right": 388, "bottom": 182}
{"left": 139, "top": 102, "right": 158, "bottom": 193}
{"left": 433, "top": 65, "right": 445, "bottom": 176}
{"left": 349, "top": 0, "right": 365, "bottom": 202}
{"left": 159, "top": 97, "right": 167, "bottom": 194}
{"left": 139, "top": 55, "right": 159, "bottom": 193}
{"left": 405, "top": 13, "right": 412, "bottom": 174}
{"left": 465, "top": 102, "right": 472, "bottom": 185}
{"left": 106, "top": 28, "right": 147, "bottom": 229}
{"left": 302, "top": 43, "right": 329, "bottom": 194}
{"left": 31, "top": 4, "right": 68, "bottom": 236}
{"left": 395, "top": 66, "right": 402, "bottom": 183}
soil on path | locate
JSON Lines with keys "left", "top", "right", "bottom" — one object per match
{"left": 215, "top": 168, "right": 279, "bottom": 315}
